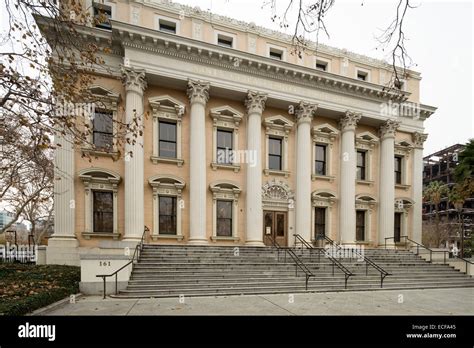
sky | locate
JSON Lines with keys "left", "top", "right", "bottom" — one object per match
{"left": 174, "top": 0, "right": 473, "bottom": 155}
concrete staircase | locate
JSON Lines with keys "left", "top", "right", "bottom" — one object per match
{"left": 112, "top": 245, "right": 474, "bottom": 298}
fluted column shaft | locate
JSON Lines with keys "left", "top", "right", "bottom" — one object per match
{"left": 378, "top": 120, "right": 401, "bottom": 245}
{"left": 245, "top": 91, "right": 267, "bottom": 246}
{"left": 295, "top": 101, "right": 317, "bottom": 241}
{"left": 187, "top": 80, "right": 210, "bottom": 244}
{"left": 339, "top": 111, "right": 361, "bottom": 243}
{"left": 53, "top": 131, "right": 75, "bottom": 238}
{"left": 411, "top": 132, "right": 428, "bottom": 244}
{"left": 122, "top": 67, "right": 147, "bottom": 241}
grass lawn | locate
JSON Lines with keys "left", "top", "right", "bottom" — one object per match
{"left": 0, "top": 263, "right": 80, "bottom": 315}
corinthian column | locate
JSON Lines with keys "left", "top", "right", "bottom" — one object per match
{"left": 245, "top": 91, "right": 267, "bottom": 246}
{"left": 122, "top": 67, "right": 147, "bottom": 242}
{"left": 411, "top": 132, "right": 428, "bottom": 244}
{"left": 47, "top": 128, "right": 79, "bottom": 265}
{"left": 339, "top": 111, "right": 361, "bottom": 244}
{"left": 295, "top": 101, "right": 317, "bottom": 242}
{"left": 187, "top": 80, "right": 210, "bottom": 244}
{"left": 378, "top": 119, "right": 401, "bottom": 245}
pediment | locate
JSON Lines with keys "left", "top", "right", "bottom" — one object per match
{"left": 210, "top": 105, "right": 243, "bottom": 118}
{"left": 88, "top": 85, "right": 120, "bottom": 100}
{"left": 148, "top": 95, "right": 186, "bottom": 113}
{"left": 356, "top": 131, "right": 379, "bottom": 142}
{"left": 264, "top": 115, "right": 294, "bottom": 129}
{"left": 313, "top": 123, "right": 339, "bottom": 135}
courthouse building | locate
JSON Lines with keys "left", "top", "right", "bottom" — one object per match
{"left": 42, "top": 0, "right": 436, "bottom": 266}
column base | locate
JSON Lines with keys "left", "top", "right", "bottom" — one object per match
{"left": 188, "top": 238, "right": 208, "bottom": 245}
{"left": 245, "top": 240, "right": 265, "bottom": 247}
{"left": 46, "top": 236, "right": 80, "bottom": 266}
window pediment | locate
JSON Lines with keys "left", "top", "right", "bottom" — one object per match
{"left": 210, "top": 105, "right": 243, "bottom": 127}
{"left": 395, "top": 197, "right": 414, "bottom": 211}
{"left": 312, "top": 123, "right": 339, "bottom": 143}
{"left": 395, "top": 141, "right": 413, "bottom": 155}
{"left": 149, "top": 95, "right": 186, "bottom": 117}
{"left": 264, "top": 115, "right": 294, "bottom": 135}
{"left": 78, "top": 168, "right": 121, "bottom": 185}
{"left": 209, "top": 180, "right": 241, "bottom": 198}
{"left": 312, "top": 190, "right": 337, "bottom": 207}
{"left": 356, "top": 131, "right": 379, "bottom": 149}
{"left": 89, "top": 85, "right": 120, "bottom": 100}
{"left": 355, "top": 194, "right": 377, "bottom": 209}
{"left": 148, "top": 174, "right": 185, "bottom": 190}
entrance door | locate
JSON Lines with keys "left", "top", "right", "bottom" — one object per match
{"left": 263, "top": 211, "right": 287, "bottom": 246}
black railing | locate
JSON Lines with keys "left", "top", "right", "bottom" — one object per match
{"left": 264, "top": 234, "right": 314, "bottom": 290}
{"left": 97, "top": 226, "right": 149, "bottom": 299}
{"left": 293, "top": 234, "right": 353, "bottom": 289}
{"left": 321, "top": 235, "right": 390, "bottom": 288}
{"left": 386, "top": 235, "right": 474, "bottom": 273}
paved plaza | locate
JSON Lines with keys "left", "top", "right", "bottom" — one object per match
{"left": 35, "top": 288, "right": 474, "bottom": 316}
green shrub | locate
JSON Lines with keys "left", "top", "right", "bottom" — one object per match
{"left": 0, "top": 263, "right": 80, "bottom": 315}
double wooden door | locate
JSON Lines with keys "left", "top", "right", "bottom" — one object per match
{"left": 263, "top": 211, "right": 287, "bottom": 246}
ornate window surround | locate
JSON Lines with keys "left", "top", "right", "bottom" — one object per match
{"left": 148, "top": 174, "right": 185, "bottom": 241}
{"left": 78, "top": 167, "right": 121, "bottom": 240}
{"left": 394, "top": 140, "right": 413, "bottom": 190}
{"left": 209, "top": 105, "right": 243, "bottom": 172}
{"left": 312, "top": 123, "right": 339, "bottom": 181}
{"left": 355, "top": 131, "right": 379, "bottom": 186}
{"left": 311, "top": 190, "right": 337, "bottom": 241}
{"left": 209, "top": 180, "right": 241, "bottom": 242}
{"left": 355, "top": 194, "right": 377, "bottom": 243}
{"left": 81, "top": 85, "right": 120, "bottom": 158}
{"left": 394, "top": 197, "right": 414, "bottom": 239}
{"left": 263, "top": 115, "right": 294, "bottom": 177}
{"left": 149, "top": 95, "right": 186, "bottom": 166}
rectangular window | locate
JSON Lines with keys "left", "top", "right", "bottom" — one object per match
{"left": 315, "top": 207, "right": 326, "bottom": 239}
{"left": 356, "top": 210, "right": 366, "bottom": 241}
{"left": 357, "top": 70, "right": 368, "bottom": 81}
{"left": 93, "top": 109, "right": 113, "bottom": 151}
{"left": 216, "top": 200, "right": 232, "bottom": 237}
{"left": 394, "top": 212, "right": 402, "bottom": 243}
{"left": 159, "top": 121, "right": 177, "bottom": 158}
{"left": 159, "top": 19, "right": 177, "bottom": 34}
{"left": 217, "top": 34, "right": 233, "bottom": 48}
{"left": 315, "top": 144, "right": 327, "bottom": 176}
{"left": 216, "top": 129, "right": 233, "bottom": 164}
{"left": 93, "top": 3, "right": 112, "bottom": 30}
{"left": 316, "top": 61, "right": 327, "bottom": 71}
{"left": 159, "top": 196, "right": 177, "bottom": 235}
{"left": 93, "top": 191, "right": 113, "bottom": 233}
{"left": 356, "top": 151, "right": 366, "bottom": 180}
{"left": 269, "top": 48, "right": 283, "bottom": 60}
{"left": 268, "top": 137, "right": 282, "bottom": 170}
{"left": 395, "top": 156, "right": 403, "bottom": 184}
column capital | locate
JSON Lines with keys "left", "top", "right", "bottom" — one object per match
{"left": 245, "top": 90, "right": 267, "bottom": 115}
{"left": 379, "top": 119, "right": 401, "bottom": 139}
{"left": 121, "top": 66, "right": 147, "bottom": 94}
{"left": 412, "top": 132, "right": 428, "bottom": 149}
{"left": 295, "top": 101, "right": 317, "bottom": 125}
{"left": 339, "top": 110, "right": 361, "bottom": 132}
{"left": 187, "top": 79, "right": 210, "bottom": 105}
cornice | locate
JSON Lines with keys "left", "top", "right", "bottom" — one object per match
{"left": 111, "top": 20, "right": 408, "bottom": 104}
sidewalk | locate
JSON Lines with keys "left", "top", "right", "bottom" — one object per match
{"left": 35, "top": 288, "right": 474, "bottom": 316}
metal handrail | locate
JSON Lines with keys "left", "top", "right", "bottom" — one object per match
{"left": 293, "top": 234, "right": 353, "bottom": 289}
{"left": 386, "top": 235, "right": 473, "bottom": 272}
{"left": 97, "top": 226, "right": 149, "bottom": 299}
{"left": 321, "top": 235, "right": 391, "bottom": 288}
{"left": 264, "top": 234, "right": 314, "bottom": 290}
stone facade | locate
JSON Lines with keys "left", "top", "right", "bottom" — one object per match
{"left": 42, "top": 0, "right": 436, "bottom": 266}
